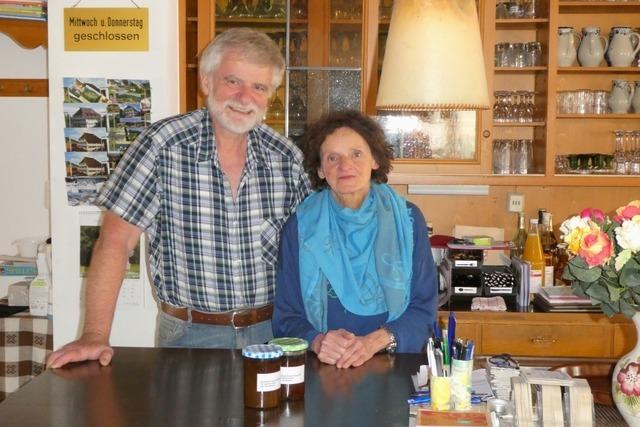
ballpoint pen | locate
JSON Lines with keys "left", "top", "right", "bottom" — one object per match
{"left": 407, "top": 395, "right": 431, "bottom": 405}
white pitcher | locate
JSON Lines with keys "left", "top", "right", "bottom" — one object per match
{"left": 607, "top": 27, "right": 640, "bottom": 67}
{"left": 608, "top": 79, "right": 634, "bottom": 114}
{"left": 578, "top": 27, "right": 608, "bottom": 67}
{"left": 557, "top": 27, "right": 581, "bottom": 67}
{"left": 632, "top": 81, "right": 640, "bottom": 113}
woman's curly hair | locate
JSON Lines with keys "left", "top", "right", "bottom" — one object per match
{"left": 301, "top": 110, "right": 394, "bottom": 190}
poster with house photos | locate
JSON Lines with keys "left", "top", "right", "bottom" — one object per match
{"left": 63, "top": 77, "right": 151, "bottom": 206}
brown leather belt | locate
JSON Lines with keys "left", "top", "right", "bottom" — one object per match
{"left": 161, "top": 303, "right": 273, "bottom": 328}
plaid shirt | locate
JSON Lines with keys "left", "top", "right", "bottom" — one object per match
{"left": 97, "top": 108, "right": 311, "bottom": 312}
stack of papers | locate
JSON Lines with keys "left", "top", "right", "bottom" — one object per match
{"left": 533, "top": 286, "right": 601, "bottom": 312}
{"left": 0, "top": 1, "right": 47, "bottom": 21}
{"left": 486, "top": 358, "right": 520, "bottom": 401}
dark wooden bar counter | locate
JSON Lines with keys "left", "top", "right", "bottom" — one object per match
{"left": 0, "top": 347, "right": 423, "bottom": 426}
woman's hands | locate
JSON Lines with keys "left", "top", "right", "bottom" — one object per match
{"left": 311, "top": 327, "right": 392, "bottom": 368}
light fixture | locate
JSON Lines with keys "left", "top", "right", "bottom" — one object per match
{"left": 407, "top": 184, "right": 489, "bottom": 196}
{"left": 376, "top": 0, "right": 490, "bottom": 112}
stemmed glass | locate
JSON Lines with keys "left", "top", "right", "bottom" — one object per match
{"left": 225, "top": 0, "right": 251, "bottom": 17}
{"left": 613, "top": 130, "right": 627, "bottom": 175}
{"left": 270, "top": 0, "right": 286, "bottom": 18}
{"left": 629, "top": 131, "right": 640, "bottom": 175}
{"left": 268, "top": 88, "right": 285, "bottom": 121}
{"left": 253, "top": 0, "right": 272, "bottom": 18}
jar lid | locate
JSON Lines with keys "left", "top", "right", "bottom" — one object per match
{"left": 269, "top": 337, "right": 309, "bottom": 353}
{"left": 242, "top": 344, "right": 283, "bottom": 359}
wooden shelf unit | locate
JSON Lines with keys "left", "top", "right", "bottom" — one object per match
{"left": 178, "top": 0, "right": 640, "bottom": 186}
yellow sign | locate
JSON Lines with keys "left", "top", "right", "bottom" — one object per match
{"left": 64, "top": 8, "right": 148, "bottom": 51}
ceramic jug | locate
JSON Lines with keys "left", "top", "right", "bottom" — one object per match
{"left": 607, "top": 27, "right": 640, "bottom": 67}
{"left": 557, "top": 27, "right": 581, "bottom": 67}
{"left": 608, "top": 80, "right": 634, "bottom": 113}
{"left": 632, "top": 81, "right": 640, "bottom": 113}
{"left": 578, "top": 27, "right": 608, "bottom": 67}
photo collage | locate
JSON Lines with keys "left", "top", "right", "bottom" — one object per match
{"left": 63, "top": 77, "right": 151, "bottom": 206}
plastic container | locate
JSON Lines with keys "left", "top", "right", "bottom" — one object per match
{"left": 269, "top": 337, "right": 308, "bottom": 401}
{"left": 242, "top": 344, "right": 283, "bottom": 409}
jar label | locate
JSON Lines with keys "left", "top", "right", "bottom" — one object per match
{"left": 256, "top": 371, "right": 281, "bottom": 392}
{"left": 281, "top": 365, "right": 305, "bottom": 385}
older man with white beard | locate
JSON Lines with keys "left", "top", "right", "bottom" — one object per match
{"left": 47, "top": 28, "right": 311, "bottom": 368}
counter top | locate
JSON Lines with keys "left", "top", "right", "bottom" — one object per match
{"left": 0, "top": 347, "right": 421, "bottom": 426}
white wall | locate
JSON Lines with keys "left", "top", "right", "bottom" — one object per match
{"left": 0, "top": 35, "right": 49, "bottom": 255}
{"left": 48, "top": 1, "right": 180, "bottom": 349}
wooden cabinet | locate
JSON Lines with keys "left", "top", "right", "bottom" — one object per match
{"left": 178, "top": 0, "right": 640, "bottom": 186}
{"left": 437, "top": 311, "right": 635, "bottom": 358}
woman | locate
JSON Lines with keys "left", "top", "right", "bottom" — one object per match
{"left": 272, "top": 110, "right": 437, "bottom": 368}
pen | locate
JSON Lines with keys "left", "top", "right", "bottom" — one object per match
{"left": 448, "top": 312, "right": 456, "bottom": 355}
{"left": 407, "top": 395, "right": 431, "bottom": 405}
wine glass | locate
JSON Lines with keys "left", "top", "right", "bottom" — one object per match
{"left": 253, "top": 0, "right": 272, "bottom": 18}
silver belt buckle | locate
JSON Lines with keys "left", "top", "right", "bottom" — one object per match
{"left": 230, "top": 308, "right": 252, "bottom": 329}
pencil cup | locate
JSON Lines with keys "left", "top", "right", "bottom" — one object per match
{"left": 430, "top": 376, "right": 451, "bottom": 411}
{"left": 451, "top": 358, "right": 473, "bottom": 410}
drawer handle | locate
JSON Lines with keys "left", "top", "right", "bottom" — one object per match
{"left": 530, "top": 336, "right": 557, "bottom": 345}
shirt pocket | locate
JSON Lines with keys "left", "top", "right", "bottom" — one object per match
{"left": 261, "top": 217, "right": 286, "bottom": 267}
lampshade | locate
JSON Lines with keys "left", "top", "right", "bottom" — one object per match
{"left": 376, "top": 0, "right": 490, "bottom": 111}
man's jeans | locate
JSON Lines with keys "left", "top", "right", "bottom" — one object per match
{"left": 157, "top": 310, "right": 274, "bottom": 349}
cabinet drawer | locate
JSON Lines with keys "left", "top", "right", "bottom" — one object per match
{"left": 482, "top": 324, "right": 610, "bottom": 357}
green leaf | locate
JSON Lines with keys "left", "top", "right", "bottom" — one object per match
{"left": 620, "top": 258, "right": 640, "bottom": 288}
{"left": 619, "top": 299, "right": 638, "bottom": 319}
{"left": 568, "top": 257, "right": 602, "bottom": 282}
{"left": 601, "top": 302, "right": 617, "bottom": 318}
{"left": 608, "top": 284, "right": 622, "bottom": 302}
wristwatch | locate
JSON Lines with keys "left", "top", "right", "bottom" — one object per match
{"left": 381, "top": 326, "right": 397, "bottom": 353}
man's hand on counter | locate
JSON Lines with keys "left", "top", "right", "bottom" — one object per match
{"left": 46, "top": 332, "right": 114, "bottom": 369}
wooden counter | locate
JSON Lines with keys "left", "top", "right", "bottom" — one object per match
{"left": 438, "top": 310, "right": 635, "bottom": 359}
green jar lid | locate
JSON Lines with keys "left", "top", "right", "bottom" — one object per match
{"left": 269, "top": 337, "right": 309, "bottom": 353}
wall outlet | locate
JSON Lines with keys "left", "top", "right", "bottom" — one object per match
{"left": 507, "top": 193, "right": 524, "bottom": 212}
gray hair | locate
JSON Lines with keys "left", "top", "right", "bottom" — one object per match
{"left": 199, "top": 27, "right": 285, "bottom": 91}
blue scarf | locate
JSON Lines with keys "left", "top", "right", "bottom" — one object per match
{"left": 297, "top": 183, "right": 413, "bottom": 332}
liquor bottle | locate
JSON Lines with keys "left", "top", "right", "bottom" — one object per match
{"left": 523, "top": 218, "right": 545, "bottom": 295}
{"left": 540, "top": 212, "right": 558, "bottom": 287}
{"left": 511, "top": 213, "right": 527, "bottom": 258}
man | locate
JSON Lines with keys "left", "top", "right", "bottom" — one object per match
{"left": 47, "top": 28, "right": 311, "bottom": 368}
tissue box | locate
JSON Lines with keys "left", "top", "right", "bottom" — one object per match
{"left": 8, "top": 281, "right": 30, "bottom": 306}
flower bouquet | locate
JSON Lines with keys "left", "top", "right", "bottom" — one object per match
{"left": 559, "top": 200, "right": 640, "bottom": 318}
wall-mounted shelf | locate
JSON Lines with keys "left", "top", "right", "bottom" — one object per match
{"left": 0, "top": 79, "right": 48, "bottom": 97}
{"left": 0, "top": 18, "right": 47, "bottom": 49}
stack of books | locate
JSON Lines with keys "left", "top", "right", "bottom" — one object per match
{"left": 0, "top": 1, "right": 47, "bottom": 21}
{"left": 533, "top": 285, "right": 601, "bottom": 313}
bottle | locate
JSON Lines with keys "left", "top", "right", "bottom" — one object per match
{"left": 555, "top": 243, "right": 571, "bottom": 286}
{"left": 511, "top": 213, "right": 527, "bottom": 258}
{"left": 540, "top": 212, "right": 558, "bottom": 287}
{"left": 523, "top": 218, "right": 545, "bottom": 295}
{"left": 29, "top": 249, "right": 51, "bottom": 316}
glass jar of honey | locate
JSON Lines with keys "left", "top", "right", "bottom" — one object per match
{"left": 242, "top": 344, "right": 283, "bottom": 409}
{"left": 269, "top": 337, "right": 308, "bottom": 401}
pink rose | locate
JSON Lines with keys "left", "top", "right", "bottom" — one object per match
{"left": 580, "top": 208, "right": 605, "bottom": 223}
{"left": 617, "top": 362, "right": 640, "bottom": 396}
{"left": 578, "top": 229, "right": 613, "bottom": 267}
{"left": 614, "top": 200, "right": 640, "bottom": 223}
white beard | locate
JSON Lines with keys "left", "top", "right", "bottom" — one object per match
{"left": 208, "top": 94, "right": 265, "bottom": 135}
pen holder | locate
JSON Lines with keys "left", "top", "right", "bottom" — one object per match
{"left": 451, "top": 358, "right": 473, "bottom": 410}
{"left": 430, "top": 376, "right": 451, "bottom": 411}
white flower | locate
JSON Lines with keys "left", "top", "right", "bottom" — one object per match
{"left": 559, "top": 215, "right": 589, "bottom": 238}
{"left": 615, "top": 219, "right": 640, "bottom": 252}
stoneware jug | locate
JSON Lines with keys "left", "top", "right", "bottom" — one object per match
{"left": 578, "top": 27, "right": 608, "bottom": 67}
{"left": 632, "top": 81, "right": 640, "bottom": 113}
{"left": 557, "top": 27, "right": 581, "bottom": 67}
{"left": 607, "top": 27, "right": 640, "bottom": 67}
{"left": 608, "top": 79, "right": 634, "bottom": 114}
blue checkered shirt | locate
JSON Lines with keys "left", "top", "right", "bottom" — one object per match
{"left": 97, "top": 108, "right": 311, "bottom": 312}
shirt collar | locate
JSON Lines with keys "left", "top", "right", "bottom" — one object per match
{"left": 196, "top": 108, "right": 271, "bottom": 171}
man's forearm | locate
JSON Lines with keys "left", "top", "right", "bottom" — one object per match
{"left": 82, "top": 236, "right": 131, "bottom": 341}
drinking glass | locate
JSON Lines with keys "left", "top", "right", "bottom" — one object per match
{"left": 613, "top": 130, "right": 628, "bottom": 174}
{"left": 493, "top": 139, "right": 511, "bottom": 174}
{"left": 225, "top": 0, "right": 251, "bottom": 17}
{"left": 253, "top": 0, "right": 272, "bottom": 18}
